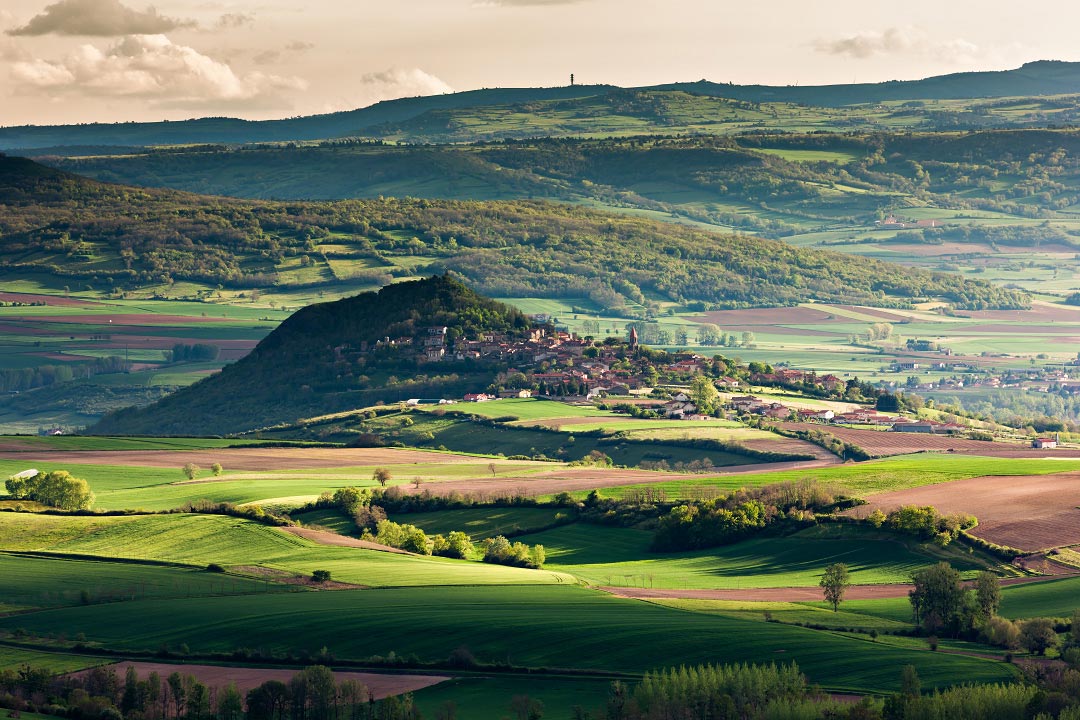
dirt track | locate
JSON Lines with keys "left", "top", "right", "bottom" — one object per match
{"left": 848, "top": 470, "right": 1080, "bottom": 552}
{"left": 67, "top": 662, "right": 447, "bottom": 699}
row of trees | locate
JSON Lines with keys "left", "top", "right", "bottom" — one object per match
{"left": 651, "top": 479, "right": 835, "bottom": 551}
{"left": 1, "top": 664, "right": 423, "bottom": 720}
{"left": 5, "top": 469, "right": 94, "bottom": 510}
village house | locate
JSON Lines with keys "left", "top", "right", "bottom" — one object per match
{"left": 1033, "top": 437, "right": 1058, "bottom": 449}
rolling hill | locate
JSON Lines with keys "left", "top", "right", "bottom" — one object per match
{"left": 6, "top": 61, "right": 1080, "bottom": 149}
{"left": 0, "top": 155, "right": 1024, "bottom": 312}
{"left": 90, "top": 275, "right": 531, "bottom": 435}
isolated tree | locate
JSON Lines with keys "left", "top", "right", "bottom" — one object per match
{"left": 311, "top": 570, "right": 331, "bottom": 583}
{"left": 909, "top": 562, "right": 965, "bottom": 633}
{"left": 974, "top": 570, "right": 1001, "bottom": 618}
{"left": 489, "top": 462, "right": 498, "bottom": 478}
{"left": 820, "top": 562, "right": 851, "bottom": 612}
{"left": 211, "top": 462, "right": 223, "bottom": 477}
{"left": 412, "top": 476, "right": 424, "bottom": 490}
{"left": 182, "top": 463, "right": 199, "bottom": 481}
{"left": 373, "top": 467, "right": 392, "bottom": 487}
{"left": 690, "top": 374, "right": 720, "bottom": 415}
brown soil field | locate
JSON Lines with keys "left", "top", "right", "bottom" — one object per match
{"left": 740, "top": 437, "right": 836, "bottom": 461}
{"left": 964, "top": 301, "right": 1080, "bottom": 323}
{"left": 688, "top": 306, "right": 840, "bottom": 326}
{"left": 281, "top": 526, "right": 412, "bottom": 554}
{"left": 830, "top": 305, "right": 912, "bottom": 321}
{"left": 67, "top": 663, "right": 447, "bottom": 699}
{"left": 18, "top": 314, "right": 234, "bottom": 325}
{"left": 0, "top": 447, "right": 545, "bottom": 470}
{"left": 848, "top": 470, "right": 1080, "bottom": 552}
{"left": 775, "top": 423, "right": 1031, "bottom": 457}
{"left": 0, "top": 292, "right": 100, "bottom": 307}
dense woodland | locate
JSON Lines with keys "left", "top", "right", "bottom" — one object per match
{"left": 0, "top": 155, "right": 1025, "bottom": 313}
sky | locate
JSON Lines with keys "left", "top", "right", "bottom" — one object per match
{"left": 0, "top": 0, "right": 1076, "bottom": 126}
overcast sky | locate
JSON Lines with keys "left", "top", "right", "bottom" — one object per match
{"left": 0, "top": 0, "right": 1075, "bottom": 126}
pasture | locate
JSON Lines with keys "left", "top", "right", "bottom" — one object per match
{"left": 0, "top": 513, "right": 576, "bottom": 587}
{"left": 519, "top": 522, "right": 993, "bottom": 590}
{"left": 0, "top": 585, "right": 1016, "bottom": 693}
{"left": 0, "top": 552, "right": 285, "bottom": 610}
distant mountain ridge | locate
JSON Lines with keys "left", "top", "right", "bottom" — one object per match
{"left": 4, "top": 61, "right": 1080, "bottom": 149}
{"left": 652, "top": 60, "right": 1080, "bottom": 106}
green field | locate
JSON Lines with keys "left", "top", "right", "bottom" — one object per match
{"left": 388, "top": 507, "right": 567, "bottom": 540}
{"left": 0, "top": 552, "right": 285, "bottom": 610}
{"left": 0, "top": 645, "right": 107, "bottom": 673}
{"left": 0, "top": 513, "right": 575, "bottom": 587}
{"left": 520, "top": 522, "right": 993, "bottom": 589}
{"left": 0, "top": 456, "right": 557, "bottom": 511}
{"left": 412, "top": 675, "right": 614, "bottom": 719}
{"left": 999, "top": 576, "right": 1080, "bottom": 619}
{"left": 0, "top": 585, "right": 1015, "bottom": 693}
{"left": 591, "top": 454, "right": 1080, "bottom": 500}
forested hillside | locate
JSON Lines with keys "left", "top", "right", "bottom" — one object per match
{"left": 91, "top": 276, "right": 531, "bottom": 435}
{"left": 0, "top": 155, "right": 1024, "bottom": 312}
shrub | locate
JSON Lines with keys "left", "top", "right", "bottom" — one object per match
{"left": 481, "top": 535, "right": 545, "bottom": 569}
{"left": 311, "top": 570, "right": 332, "bottom": 583}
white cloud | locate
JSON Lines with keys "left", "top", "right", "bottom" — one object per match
{"left": 11, "top": 34, "right": 305, "bottom": 109}
{"left": 815, "top": 27, "right": 980, "bottom": 64}
{"left": 8, "top": 0, "right": 195, "bottom": 37}
{"left": 326, "top": 67, "right": 453, "bottom": 111}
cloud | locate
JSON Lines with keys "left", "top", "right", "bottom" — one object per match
{"left": 253, "top": 40, "right": 313, "bottom": 66}
{"left": 216, "top": 12, "right": 254, "bottom": 29}
{"left": 322, "top": 68, "right": 454, "bottom": 113}
{"left": 815, "top": 27, "right": 979, "bottom": 64}
{"left": 0, "top": 10, "right": 30, "bottom": 61}
{"left": 355, "top": 67, "right": 453, "bottom": 106}
{"left": 11, "top": 34, "right": 305, "bottom": 109}
{"left": 8, "top": 0, "right": 195, "bottom": 37}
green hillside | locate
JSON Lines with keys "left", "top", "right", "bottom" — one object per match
{"left": 90, "top": 276, "right": 530, "bottom": 435}
{"left": 49, "top": 129, "right": 1080, "bottom": 299}
{"left": 0, "top": 155, "right": 1024, "bottom": 312}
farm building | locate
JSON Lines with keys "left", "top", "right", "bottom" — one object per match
{"left": 891, "top": 421, "right": 935, "bottom": 434}
{"left": 1033, "top": 437, "right": 1058, "bottom": 449}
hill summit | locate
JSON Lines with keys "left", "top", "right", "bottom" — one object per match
{"left": 92, "top": 276, "right": 533, "bottom": 436}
